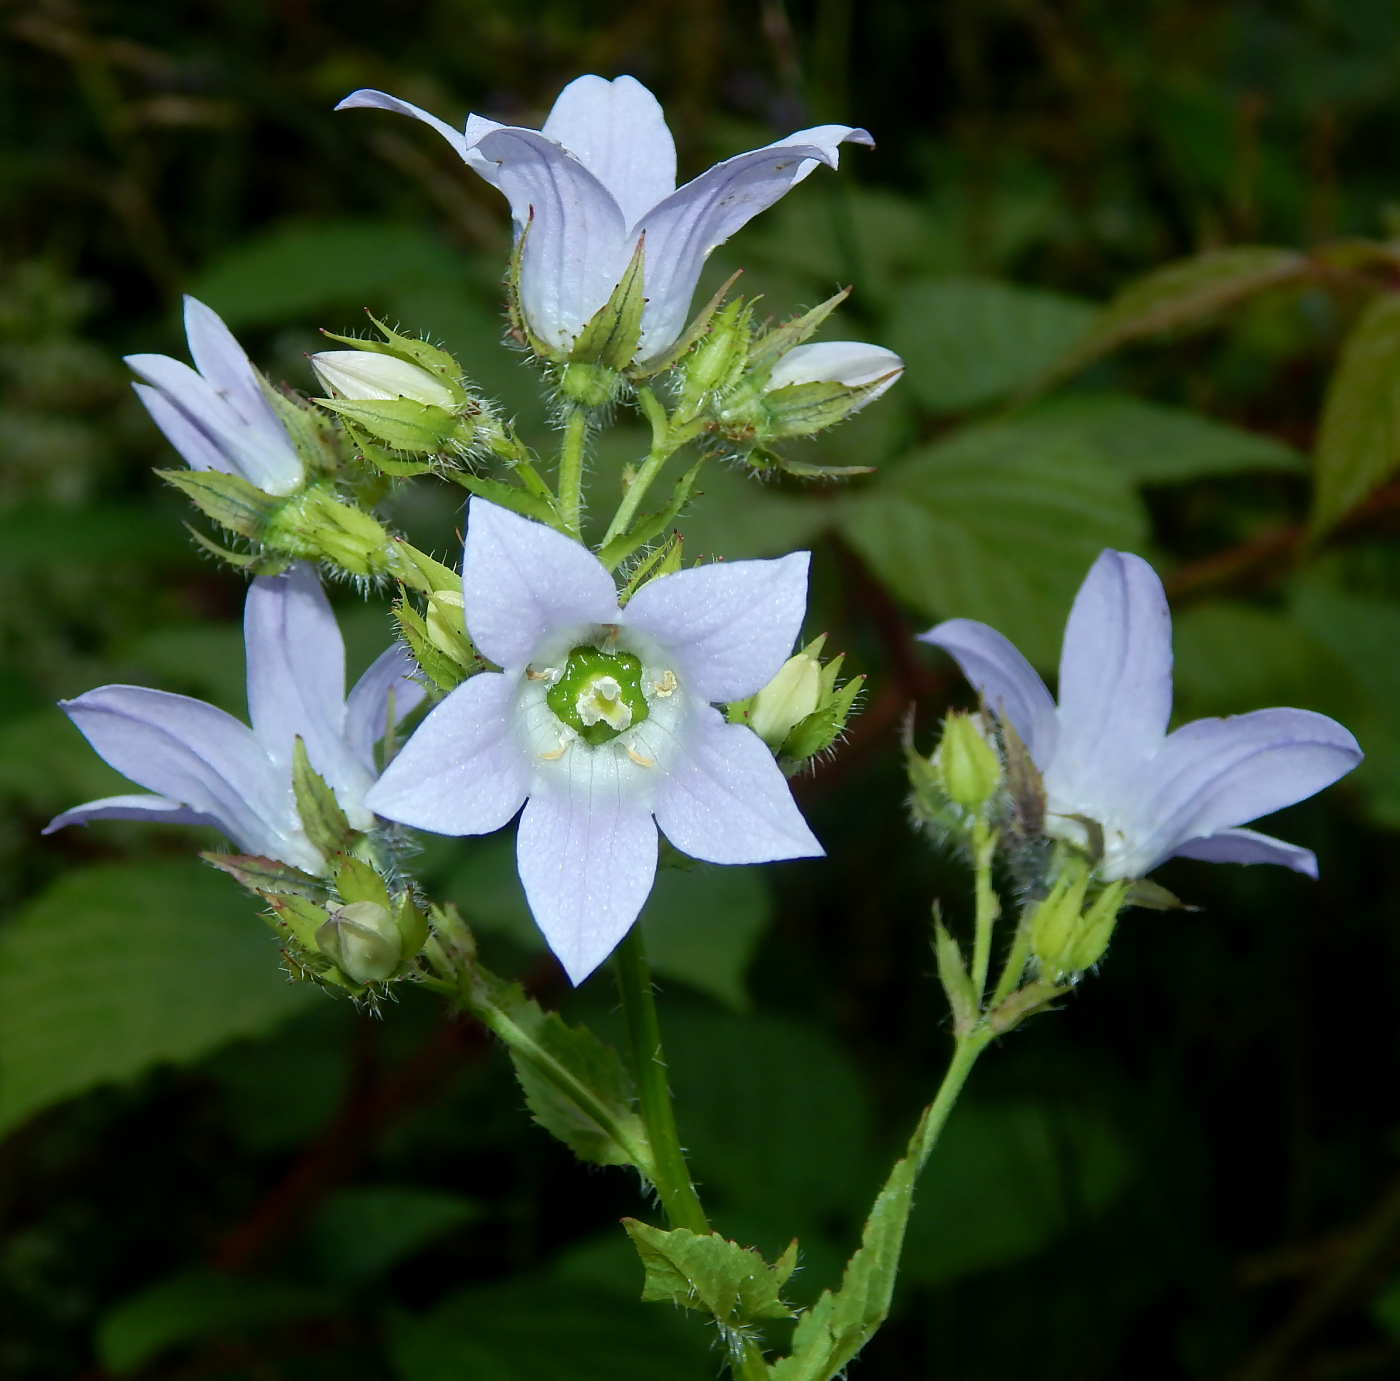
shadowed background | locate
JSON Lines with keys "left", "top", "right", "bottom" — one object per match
{"left": 4, "top": 1, "right": 1400, "bottom": 1378}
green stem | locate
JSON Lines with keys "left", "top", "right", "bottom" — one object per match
{"left": 601, "top": 386, "right": 677, "bottom": 547}
{"left": 614, "top": 927, "right": 709, "bottom": 1235}
{"left": 912, "top": 1032, "right": 987, "bottom": 1174}
{"left": 557, "top": 407, "right": 589, "bottom": 538}
{"left": 969, "top": 821, "right": 999, "bottom": 1002}
{"left": 988, "top": 910, "right": 1034, "bottom": 1012}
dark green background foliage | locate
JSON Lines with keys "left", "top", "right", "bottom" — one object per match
{"left": 6, "top": 1, "right": 1400, "bottom": 1377}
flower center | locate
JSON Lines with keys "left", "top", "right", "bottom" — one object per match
{"left": 545, "top": 645, "right": 650, "bottom": 745}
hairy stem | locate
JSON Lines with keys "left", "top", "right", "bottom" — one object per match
{"left": 557, "top": 407, "right": 590, "bottom": 538}
{"left": 601, "top": 386, "right": 678, "bottom": 547}
{"left": 912, "top": 1031, "right": 987, "bottom": 1174}
{"left": 969, "top": 821, "right": 999, "bottom": 1001}
{"left": 614, "top": 926, "right": 709, "bottom": 1235}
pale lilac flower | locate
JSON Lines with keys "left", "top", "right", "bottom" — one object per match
{"left": 126, "top": 296, "right": 304, "bottom": 496}
{"left": 766, "top": 341, "right": 904, "bottom": 407}
{"left": 46, "top": 564, "right": 424, "bottom": 874}
{"left": 365, "top": 498, "right": 823, "bottom": 983}
{"left": 920, "top": 550, "right": 1361, "bottom": 880}
{"left": 336, "top": 75, "right": 873, "bottom": 364}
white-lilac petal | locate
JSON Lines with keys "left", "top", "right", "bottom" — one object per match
{"left": 651, "top": 706, "right": 823, "bottom": 864}
{"left": 1121, "top": 708, "right": 1361, "bottom": 877}
{"left": 767, "top": 341, "right": 905, "bottom": 404}
{"left": 1172, "top": 827, "right": 1318, "bottom": 878}
{"left": 516, "top": 776, "right": 659, "bottom": 985}
{"left": 125, "top": 297, "right": 302, "bottom": 495}
{"left": 363, "top": 672, "right": 530, "bottom": 835}
{"left": 334, "top": 88, "right": 488, "bottom": 171}
{"left": 345, "top": 645, "right": 425, "bottom": 771}
{"left": 623, "top": 552, "right": 810, "bottom": 702}
{"left": 54, "top": 685, "right": 302, "bottom": 862}
{"left": 918, "top": 619, "right": 1060, "bottom": 768}
{"left": 540, "top": 74, "right": 676, "bottom": 227}
{"left": 632, "top": 126, "right": 872, "bottom": 359}
{"left": 461, "top": 500, "right": 620, "bottom": 668}
{"left": 1050, "top": 550, "right": 1173, "bottom": 818}
{"left": 469, "top": 123, "right": 633, "bottom": 351}
{"left": 44, "top": 793, "right": 226, "bottom": 834}
{"left": 310, "top": 350, "right": 457, "bottom": 408}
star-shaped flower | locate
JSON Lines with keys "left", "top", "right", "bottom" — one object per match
{"left": 46, "top": 564, "right": 423, "bottom": 873}
{"left": 920, "top": 550, "right": 1362, "bottom": 880}
{"left": 126, "top": 295, "right": 304, "bottom": 496}
{"left": 365, "top": 499, "right": 824, "bottom": 982}
{"left": 336, "top": 74, "right": 872, "bottom": 365}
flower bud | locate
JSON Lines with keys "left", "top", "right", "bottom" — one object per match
{"left": 263, "top": 486, "right": 394, "bottom": 577}
{"left": 934, "top": 713, "right": 1002, "bottom": 816}
{"left": 748, "top": 647, "right": 823, "bottom": 751}
{"left": 680, "top": 300, "right": 751, "bottom": 409}
{"left": 316, "top": 900, "right": 402, "bottom": 985}
{"left": 425, "top": 589, "right": 475, "bottom": 668}
{"left": 311, "top": 350, "right": 459, "bottom": 408}
{"left": 1029, "top": 857, "right": 1128, "bottom": 979}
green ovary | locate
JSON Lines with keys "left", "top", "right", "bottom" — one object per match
{"left": 545, "top": 646, "right": 650, "bottom": 745}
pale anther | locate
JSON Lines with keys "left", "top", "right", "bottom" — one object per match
{"left": 653, "top": 670, "right": 678, "bottom": 699}
{"left": 625, "top": 746, "right": 655, "bottom": 768}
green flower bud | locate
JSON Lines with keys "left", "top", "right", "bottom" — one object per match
{"left": 263, "top": 486, "right": 395, "bottom": 577}
{"left": 748, "top": 646, "right": 823, "bottom": 751}
{"left": 316, "top": 900, "right": 402, "bottom": 985}
{"left": 934, "top": 713, "right": 1002, "bottom": 816}
{"left": 1029, "top": 857, "right": 1129, "bottom": 979}
{"left": 311, "top": 350, "right": 459, "bottom": 409}
{"left": 679, "top": 299, "right": 752, "bottom": 411}
{"left": 425, "top": 589, "right": 475, "bottom": 668}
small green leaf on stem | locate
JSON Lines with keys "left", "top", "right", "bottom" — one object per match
{"left": 622, "top": 1220, "right": 795, "bottom": 1323}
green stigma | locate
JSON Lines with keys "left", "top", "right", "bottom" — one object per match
{"left": 545, "top": 645, "right": 650, "bottom": 745}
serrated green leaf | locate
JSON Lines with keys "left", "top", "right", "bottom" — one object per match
{"left": 622, "top": 1220, "right": 795, "bottom": 1322}
{"left": 1310, "top": 292, "right": 1400, "bottom": 535}
{"left": 1048, "top": 246, "right": 1309, "bottom": 382}
{"left": 464, "top": 968, "right": 652, "bottom": 1171}
{"left": 261, "top": 382, "right": 342, "bottom": 475}
{"left": 933, "top": 916, "right": 977, "bottom": 1031}
{"left": 319, "top": 396, "right": 460, "bottom": 452}
{"left": 769, "top": 1143, "right": 918, "bottom": 1381}
{"left": 840, "top": 424, "right": 1146, "bottom": 666}
{"left": 0, "top": 862, "right": 316, "bottom": 1133}
{"left": 886, "top": 276, "right": 1095, "bottom": 413}
{"left": 158, "top": 468, "right": 279, "bottom": 538}
{"left": 291, "top": 737, "right": 351, "bottom": 857}
{"left": 389, "top": 541, "right": 462, "bottom": 595}
{"left": 264, "top": 893, "right": 328, "bottom": 951}
{"left": 572, "top": 236, "right": 647, "bottom": 370}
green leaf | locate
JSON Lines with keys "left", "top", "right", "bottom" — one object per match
{"left": 0, "top": 861, "right": 316, "bottom": 1133}
{"left": 899, "top": 1098, "right": 1134, "bottom": 1284}
{"left": 1310, "top": 292, "right": 1400, "bottom": 534}
{"left": 748, "top": 288, "right": 850, "bottom": 374}
{"left": 572, "top": 236, "right": 647, "bottom": 370}
{"left": 157, "top": 467, "right": 279, "bottom": 538}
{"left": 769, "top": 1140, "right": 918, "bottom": 1381}
{"left": 886, "top": 276, "right": 1096, "bottom": 413}
{"left": 388, "top": 1278, "right": 714, "bottom": 1381}
{"left": 840, "top": 423, "right": 1146, "bottom": 666}
{"left": 96, "top": 1269, "right": 335, "bottom": 1375}
{"left": 464, "top": 966, "right": 652, "bottom": 1171}
{"left": 1019, "top": 392, "right": 1306, "bottom": 481}
{"left": 188, "top": 218, "right": 469, "bottom": 329}
{"left": 291, "top": 737, "right": 352, "bottom": 856}
{"left": 310, "top": 1185, "right": 481, "bottom": 1287}
{"left": 623, "top": 1220, "right": 795, "bottom": 1322}
{"left": 1049, "top": 246, "right": 1310, "bottom": 381}
{"left": 933, "top": 915, "right": 977, "bottom": 1032}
